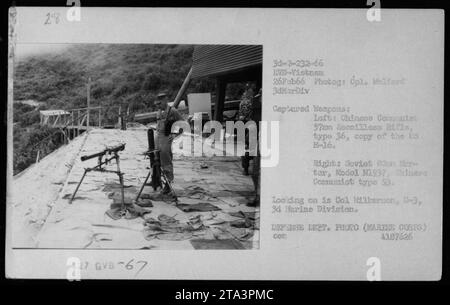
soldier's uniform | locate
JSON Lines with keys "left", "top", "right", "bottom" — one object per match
{"left": 251, "top": 89, "right": 262, "bottom": 206}
{"left": 237, "top": 86, "right": 261, "bottom": 206}
{"left": 156, "top": 105, "right": 183, "bottom": 182}
{"left": 238, "top": 88, "right": 254, "bottom": 121}
{"left": 238, "top": 88, "right": 255, "bottom": 175}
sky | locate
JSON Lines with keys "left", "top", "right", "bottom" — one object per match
{"left": 15, "top": 43, "right": 69, "bottom": 60}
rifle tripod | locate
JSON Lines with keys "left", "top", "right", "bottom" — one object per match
{"left": 134, "top": 149, "right": 178, "bottom": 205}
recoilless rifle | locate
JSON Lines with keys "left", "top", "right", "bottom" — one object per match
{"left": 71, "top": 143, "right": 127, "bottom": 209}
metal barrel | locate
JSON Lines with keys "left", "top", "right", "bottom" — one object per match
{"left": 80, "top": 143, "right": 125, "bottom": 161}
{"left": 147, "top": 128, "right": 156, "bottom": 165}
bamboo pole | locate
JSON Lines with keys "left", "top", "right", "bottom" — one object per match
{"left": 173, "top": 68, "right": 192, "bottom": 108}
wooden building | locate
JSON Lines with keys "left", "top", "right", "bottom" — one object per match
{"left": 174, "top": 45, "right": 263, "bottom": 121}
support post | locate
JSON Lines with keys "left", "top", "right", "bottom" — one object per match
{"left": 118, "top": 106, "right": 122, "bottom": 128}
{"left": 87, "top": 77, "right": 91, "bottom": 128}
{"left": 214, "top": 78, "right": 226, "bottom": 122}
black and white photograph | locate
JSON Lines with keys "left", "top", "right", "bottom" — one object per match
{"left": 5, "top": 6, "right": 444, "bottom": 282}
{"left": 11, "top": 43, "right": 262, "bottom": 250}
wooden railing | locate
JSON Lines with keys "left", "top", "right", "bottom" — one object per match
{"left": 41, "top": 106, "right": 103, "bottom": 130}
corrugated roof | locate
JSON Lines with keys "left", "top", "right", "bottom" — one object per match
{"left": 191, "top": 45, "right": 262, "bottom": 79}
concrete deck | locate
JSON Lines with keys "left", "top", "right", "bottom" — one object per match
{"left": 10, "top": 128, "right": 259, "bottom": 250}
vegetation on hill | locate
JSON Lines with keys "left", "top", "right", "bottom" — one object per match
{"left": 14, "top": 44, "right": 207, "bottom": 122}
{"left": 13, "top": 44, "right": 246, "bottom": 174}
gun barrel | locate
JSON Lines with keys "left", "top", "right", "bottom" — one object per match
{"left": 80, "top": 143, "right": 125, "bottom": 161}
{"left": 108, "top": 143, "right": 126, "bottom": 153}
{"left": 81, "top": 151, "right": 104, "bottom": 161}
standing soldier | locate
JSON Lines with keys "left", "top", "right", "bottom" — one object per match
{"left": 238, "top": 83, "right": 255, "bottom": 175}
{"left": 154, "top": 92, "right": 184, "bottom": 195}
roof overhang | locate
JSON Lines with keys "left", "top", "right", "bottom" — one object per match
{"left": 191, "top": 45, "right": 262, "bottom": 79}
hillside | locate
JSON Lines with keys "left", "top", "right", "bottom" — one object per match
{"left": 14, "top": 44, "right": 211, "bottom": 116}
{"left": 12, "top": 44, "right": 217, "bottom": 174}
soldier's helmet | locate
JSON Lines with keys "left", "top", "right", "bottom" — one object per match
{"left": 157, "top": 92, "right": 168, "bottom": 100}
